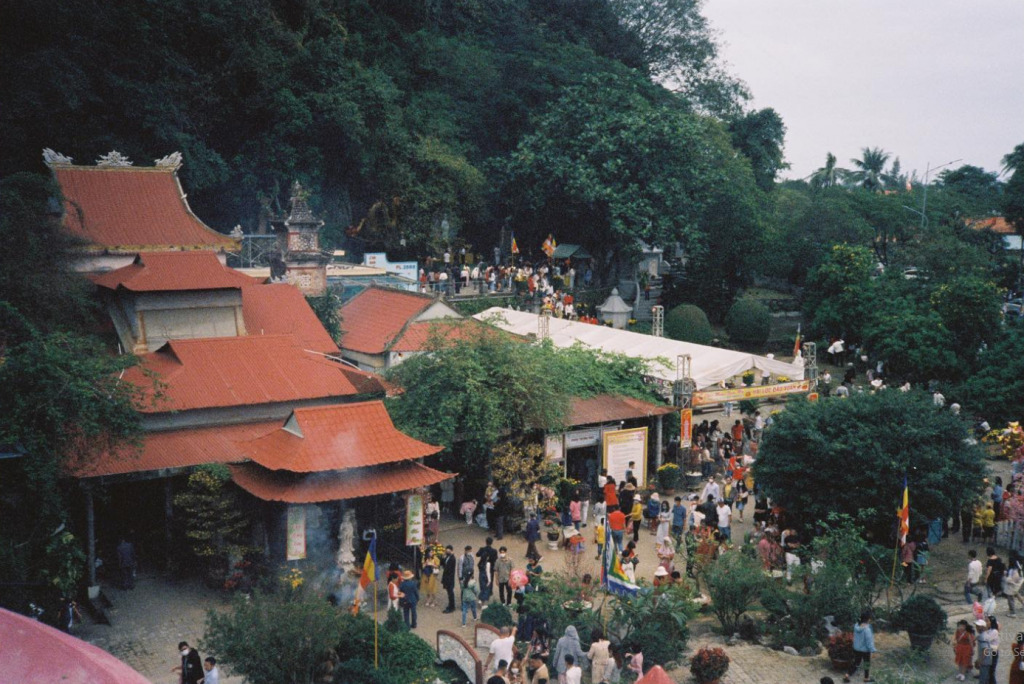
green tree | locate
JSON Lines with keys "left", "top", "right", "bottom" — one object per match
{"left": 305, "top": 292, "right": 343, "bottom": 344}
{"left": 704, "top": 551, "right": 766, "bottom": 633}
{"left": 664, "top": 304, "right": 713, "bottom": 344}
{"left": 810, "top": 152, "right": 846, "bottom": 191}
{"left": 173, "top": 464, "right": 253, "bottom": 572}
{"left": 754, "top": 391, "right": 985, "bottom": 538}
{"left": 929, "top": 276, "right": 1003, "bottom": 359}
{"left": 954, "top": 326, "right": 1024, "bottom": 426}
{"left": 802, "top": 244, "right": 875, "bottom": 341}
{"left": 728, "top": 108, "right": 787, "bottom": 192}
{"left": 725, "top": 298, "right": 771, "bottom": 347}
{"left": 1002, "top": 143, "right": 1024, "bottom": 295}
{"left": 938, "top": 164, "right": 1003, "bottom": 215}
{"left": 847, "top": 147, "right": 892, "bottom": 192}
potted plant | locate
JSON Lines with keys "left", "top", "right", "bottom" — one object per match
{"left": 895, "top": 594, "right": 947, "bottom": 650}
{"left": 741, "top": 370, "right": 755, "bottom": 386}
{"left": 827, "top": 632, "right": 855, "bottom": 671}
{"left": 690, "top": 646, "right": 729, "bottom": 684}
{"left": 657, "top": 463, "right": 681, "bottom": 493}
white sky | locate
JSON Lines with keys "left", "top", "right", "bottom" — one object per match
{"left": 701, "top": 0, "right": 1024, "bottom": 180}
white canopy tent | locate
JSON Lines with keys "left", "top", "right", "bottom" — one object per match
{"left": 474, "top": 307, "right": 804, "bottom": 390}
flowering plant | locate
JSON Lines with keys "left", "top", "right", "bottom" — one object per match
{"left": 690, "top": 646, "right": 729, "bottom": 682}
{"left": 657, "top": 463, "right": 681, "bottom": 490}
{"left": 827, "top": 632, "right": 855, "bottom": 661}
{"left": 281, "top": 567, "right": 304, "bottom": 591}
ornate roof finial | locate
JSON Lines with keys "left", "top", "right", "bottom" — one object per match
{"left": 154, "top": 151, "right": 183, "bottom": 169}
{"left": 285, "top": 181, "right": 322, "bottom": 227}
{"left": 42, "top": 148, "right": 73, "bottom": 166}
{"left": 96, "top": 151, "right": 134, "bottom": 167}
{"left": 230, "top": 224, "right": 244, "bottom": 239}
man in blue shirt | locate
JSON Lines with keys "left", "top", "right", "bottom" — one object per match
{"left": 671, "top": 497, "right": 686, "bottom": 539}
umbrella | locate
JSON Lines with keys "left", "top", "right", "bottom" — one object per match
{"left": 509, "top": 569, "right": 529, "bottom": 589}
{"left": 0, "top": 607, "right": 151, "bottom": 684}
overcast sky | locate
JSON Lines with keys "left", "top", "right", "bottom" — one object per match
{"left": 701, "top": 0, "right": 1024, "bottom": 181}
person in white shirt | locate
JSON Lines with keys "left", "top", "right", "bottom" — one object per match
{"left": 700, "top": 478, "right": 720, "bottom": 503}
{"left": 716, "top": 501, "right": 732, "bottom": 541}
{"left": 485, "top": 626, "right": 517, "bottom": 674}
{"left": 563, "top": 655, "right": 582, "bottom": 684}
{"left": 753, "top": 411, "right": 765, "bottom": 442}
{"left": 203, "top": 658, "right": 220, "bottom": 684}
{"left": 966, "top": 550, "right": 984, "bottom": 603}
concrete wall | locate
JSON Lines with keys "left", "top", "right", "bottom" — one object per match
{"left": 109, "top": 289, "right": 245, "bottom": 352}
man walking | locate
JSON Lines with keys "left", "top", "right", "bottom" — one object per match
{"left": 398, "top": 570, "right": 420, "bottom": 629}
{"left": 671, "top": 496, "right": 686, "bottom": 539}
{"left": 172, "top": 642, "right": 204, "bottom": 684}
{"left": 607, "top": 506, "right": 626, "bottom": 552}
{"left": 441, "top": 545, "right": 457, "bottom": 613}
{"left": 524, "top": 513, "right": 541, "bottom": 561}
{"left": 116, "top": 537, "right": 136, "bottom": 590}
{"left": 966, "top": 549, "right": 984, "bottom": 603}
{"left": 477, "top": 537, "right": 498, "bottom": 602}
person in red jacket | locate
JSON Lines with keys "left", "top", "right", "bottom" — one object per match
{"left": 603, "top": 477, "right": 619, "bottom": 508}
{"left": 607, "top": 506, "right": 627, "bottom": 553}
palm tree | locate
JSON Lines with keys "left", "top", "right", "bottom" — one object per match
{"left": 847, "top": 147, "right": 891, "bottom": 192}
{"left": 810, "top": 152, "right": 845, "bottom": 190}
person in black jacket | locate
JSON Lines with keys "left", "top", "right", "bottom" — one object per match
{"left": 477, "top": 537, "right": 499, "bottom": 602}
{"left": 441, "top": 545, "right": 457, "bottom": 613}
{"left": 172, "top": 641, "right": 204, "bottom": 684}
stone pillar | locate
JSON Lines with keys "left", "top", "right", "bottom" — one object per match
{"left": 164, "top": 479, "right": 174, "bottom": 571}
{"left": 655, "top": 414, "right": 664, "bottom": 472}
{"left": 84, "top": 485, "right": 97, "bottom": 587}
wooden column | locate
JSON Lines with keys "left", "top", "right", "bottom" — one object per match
{"left": 164, "top": 479, "right": 174, "bottom": 571}
{"left": 85, "top": 485, "right": 97, "bottom": 587}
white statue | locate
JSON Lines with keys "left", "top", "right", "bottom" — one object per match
{"left": 154, "top": 151, "right": 183, "bottom": 168}
{"left": 336, "top": 509, "right": 357, "bottom": 572}
{"left": 96, "top": 151, "right": 133, "bottom": 167}
{"left": 42, "top": 148, "right": 73, "bottom": 166}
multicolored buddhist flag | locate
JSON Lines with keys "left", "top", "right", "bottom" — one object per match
{"left": 359, "top": 536, "right": 378, "bottom": 589}
{"left": 792, "top": 324, "right": 802, "bottom": 357}
{"left": 897, "top": 477, "right": 910, "bottom": 546}
{"left": 511, "top": 234, "right": 519, "bottom": 254}
{"left": 601, "top": 540, "right": 638, "bottom": 597}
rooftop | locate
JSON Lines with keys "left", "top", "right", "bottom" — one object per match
{"left": 968, "top": 216, "right": 1014, "bottom": 235}
{"left": 229, "top": 461, "right": 452, "bottom": 503}
{"left": 389, "top": 318, "right": 490, "bottom": 353}
{"left": 337, "top": 286, "right": 440, "bottom": 354}
{"left": 567, "top": 395, "right": 677, "bottom": 427}
{"left": 51, "top": 160, "right": 237, "bottom": 251}
{"left": 123, "top": 335, "right": 373, "bottom": 413}
{"left": 241, "top": 282, "right": 339, "bottom": 354}
{"left": 234, "top": 401, "right": 442, "bottom": 472}
{"left": 93, "top": 251, "right": 256, "bottom": 292}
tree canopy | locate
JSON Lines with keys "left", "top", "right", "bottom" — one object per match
{"left": 755, "top": 391, "right": 985, "bottom": 539}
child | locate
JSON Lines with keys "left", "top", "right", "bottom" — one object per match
{"left": 844, "top": 611, "right": 876, "bottom": 683}
{"left": 594, "top": 517, "right": 606, "bottom": 561}
{"left": 952, "top": 619, "right": 975, "bottom": 681}
{"left": 461, "top": 577, "right": 479, "bottom": 626}
{"left": 461, "top": 499, "right": 477, "bottom": 525}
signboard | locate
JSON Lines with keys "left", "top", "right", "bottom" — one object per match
{"left": 692, "top": 380, "right": 811, "bottom": 406}
{"left": 545, "top": 433, "right": 565, "bottom": 461}
{"left": 564, "top": 428, "right": 601, "bottom": 450}
{"left": 680, "top": 408, "right": 693, "bottom": 448}
{"left": 808, "top": 392, "right": 820, "bottom": 402}
{"left": 363, "top": 252, "right": 418, "bottom": 279}
{"left": 285, "top": 505, "right": 307, "bottom": 561}
{"left": 602, "top": 427, "right": 648, "bottom": 486}
{"left": 405, "top": 494, "right": 425, "bottom": 546}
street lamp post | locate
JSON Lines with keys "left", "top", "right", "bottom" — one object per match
{"left": 917, "top": 158, "right": 962, "bottom": 231}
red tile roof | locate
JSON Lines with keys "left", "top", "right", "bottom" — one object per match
{"left": 389, "top": 318, "right": 489, "bottom": 353}
{"left": 124, "top": 335, "right": 373, "bottom": 413}
{"left": 567, "top": 395, "right": 677, "bottom": 427}
{"left": 241, "top": 283, "right": 339, "bottom": 354}
{"left": 968, "top": 216, "right": 1015, "bottom": 235}
{"left": 234, "top": 401, "right": 442, "bottom": 472}
{"left": 229, "top": 461, "right": 453, "bottom": 503}
{"left": 338, "top": 286, "right": 440, "bottom": 354}
{"left": 93, "top": 251, "right": 256, "bottom": 292}
{"left": 54, "top": 166, "right": 238, "bottom": 250}
{"left": 67, "top": 421, "right": 280, "bottom": 477}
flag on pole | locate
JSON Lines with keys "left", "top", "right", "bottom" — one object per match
{"left": 897, "top": 477, "right": 910, "bottom": 546}
{"left": 792, "top": 323, "right": 802, "bottom": 357}
{"left": 601, "top": 541, "right": 638, "bottom": 597}
{"left": 511, "top": 234, "right": 519, "bottom": 254}
{"left": 359, "top": 536, "right": 378, "bottom": 589}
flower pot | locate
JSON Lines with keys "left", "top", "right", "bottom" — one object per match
{"left": 829, "top": 657, "right": 852, "bottom": 672}
{"left": 546, "top": 531, "right": 560, "bottom": 542}
{"left": 547, "top": 540, "right": 560, "bottom": 550}
{"left": 663, "top": 487, "right": 675, "bottom": 496}
{"left": 908, "top": 632, "right": 936, "bottom": 650}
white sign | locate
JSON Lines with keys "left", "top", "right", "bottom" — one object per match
{"left": 545, "top": 434, "right": 564, "bottom": 462}
{"left": 602, "top": 427, "right": 648, "bottom": 486}
{"left": 363, "top": 252, "right": 418, "bottom": 279}
{"left": 564, "top": 428, "right": 601, "bottom": 449}
{"left": 406, "top": 494, "right": 425, "bottom": 546}
{"left": 286, "top": 505, "right": 307, "bottom": 561}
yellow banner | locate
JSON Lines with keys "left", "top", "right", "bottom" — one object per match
{"left": 693, "top": 380, "right": 810, "bottom": 406}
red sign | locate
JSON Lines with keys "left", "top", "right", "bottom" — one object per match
{"left": 807, "top": 392, "right": 819, "bottom": 402}
{"left": 680, "top": 408, "right": 693, "bottom": 448}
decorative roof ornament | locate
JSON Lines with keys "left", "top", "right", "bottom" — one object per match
{"left": 154, "top": 151, "right": 183, "bottom": 169}
{"left": 96, "top": 151, "right": 134, "bottom": 167}
{"left": 42, "top": 148, "right": 73, "bottom": 166}
{"left": 230, "top": 224, "right": 244, "bottom": 239}
{"left": 285, "top": 181, "right": 323, "bottom": 229}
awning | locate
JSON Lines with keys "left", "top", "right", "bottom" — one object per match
{"left": 551, "top": 244, "right": 592, "bottom": 259}
{"left": 229, "top": 461, "right": 454, "bottom": 503}
{"left": 568, "top": 395, "right": 677, "bottom": 427}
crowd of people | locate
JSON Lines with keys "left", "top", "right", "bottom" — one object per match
{"left": 418, "top": 257, "right": 593, "bottom": 299}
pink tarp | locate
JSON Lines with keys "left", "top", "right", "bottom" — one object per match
{"left": 0, "top": 607, "right": 151, "bottom": 684}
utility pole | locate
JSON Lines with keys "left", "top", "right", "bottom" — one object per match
{"left": 918, "top": 158, "right": 962, "bottom": 231}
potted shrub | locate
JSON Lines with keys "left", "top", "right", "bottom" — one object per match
{"left": 827, "top": 632, "right": 855, "bottom": 671}
{"left": 895, "top": 594, "right": 947, "bottom": 650}
{"left": 741, "top": 370, "right": 755, "bottom": 386}
{"left": 657, "top": 463, "right": 681, "bottom": 493}
{"left": 690, "top": 646, "right": 729, "bottom": 684}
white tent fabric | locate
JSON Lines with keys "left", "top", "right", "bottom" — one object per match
{"left": 474, "top": 307, "right": 804, "bottom": 390}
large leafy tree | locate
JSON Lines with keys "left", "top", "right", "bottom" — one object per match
{"left": 802, "top": 243, "right": 875, "bottom": 341}
{"left": 728, "top": 108, "right": 787, "bottom": 192}
{"left": 929, "top": 275, "right": 1003, "bottom": 360}
{"left": 1003, "top": 143, "right": 1024, "bottom": 294}
{"left": 955, "top": 325, "right": 1024, "bottom": 425}
{"left": 938, "top": 165, "right": 1003, "bottom": 215}
{"left": 755, "top": 391, "right": 985, "bottom": 539}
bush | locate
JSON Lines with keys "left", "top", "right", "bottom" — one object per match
{"left": 725, "top": 299, "right": 771, "bottom": 347}
{"left": 665, "top": 304, "right": 713, "bottom": 345}
{"left": 894, "top": 595, "right": 947, "bottom": 637}
{"left": 656, "top": 463, "right": 681, "bottom": 490}
{"left": 704, "top": 552, "right": 766, "bottom": 634}
{"left": 827, "top": 632, "right": 855, "bottom": 661}
{"left": 690, "top": 646, "right": 729, "bottom": 683}
{"left": 521, "top": 577, "right": 602, "bottom": 647}
{"left": 481, "top": 602, "right": 514, "bottom": 628}
{"left": 609, "top": 583, "right": 692, "bottom": 668}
